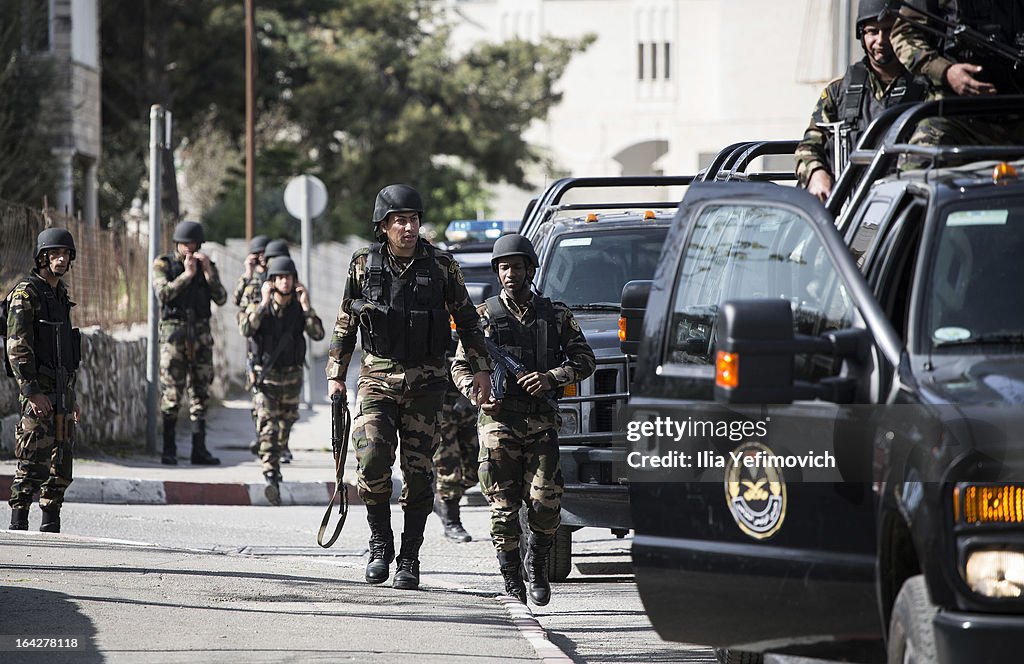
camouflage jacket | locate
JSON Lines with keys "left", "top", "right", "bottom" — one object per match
{"left": 233, "top": 266, "right": 265, "bottom": 308}
{"left": 239, "top": 295, "right": 325, "bottom": 342}
{"left": 891, "top": 2, "right": 958, "bottom": 89}
{"left": 5, "top": 272, "right": 77, "bottom": 397}
{"left": 795, "top": 59, "right": 940, "bottom": 184}
{"left": 325, "top": 240, "right": 489, "bottom": 383}
{"left": 451, "top": 290, "right": 596, "bottom": 401}
{"left": 152, "top": 250, "right": 228, "bottom": 328}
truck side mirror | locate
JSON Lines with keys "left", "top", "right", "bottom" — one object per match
{"left": 715, "top": 299, "right": 866, "bottom": 405}
{"left": 619, "top": 280, "right": 652, "bottom": 355}
{"left": 715, "top": 299, "right": 796, "bottom": 404}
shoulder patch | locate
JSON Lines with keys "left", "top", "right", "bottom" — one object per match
{"left": 569, "top": 316, "right": 581, "bottom": 332}
{"left": 449, "top": 260, "right": 465, "bottom": 286}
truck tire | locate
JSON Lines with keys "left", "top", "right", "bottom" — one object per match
{"left": 713, "top": 648, "right": 763, "bottom": 664}
{"left": 518, "top": 506, "right": 574, "bottom": 582}
{"left": 887, "top": 575, "right": 937, "bottom": 664}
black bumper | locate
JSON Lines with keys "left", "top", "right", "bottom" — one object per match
{"left": 559, "top": 445, "right": 631, "bottom": 529}
{"left": 934, "top": 610, "right": 1024, "bottom": 663}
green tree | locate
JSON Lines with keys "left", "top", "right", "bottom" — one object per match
{"left": 99, "top": 0, "right": 591, "bottom": 240}
{"left": 0, "top": 1, "right": 56, "bottom": 207}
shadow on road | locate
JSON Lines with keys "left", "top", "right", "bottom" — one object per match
{"left": 0, "top": 585, "right": 102, "bottom": 664}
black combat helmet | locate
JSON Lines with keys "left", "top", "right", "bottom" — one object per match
{"left": 35, "top": 228, "right": 76, "bottom": 261}
{"left": 266, "top": 256, "right": 297, "bottom": 278}
{"left": 856, "top": 0, "right": 892, "bottom": 37}
{"left": 490, "top": 233, "right": 539, "bottom": 271}
{"left": 173, "top": 220, "right": 205, "bottom": 244}
{"left": 264, "top": 239, "right": 291, "bottom": 259}
{"left": 248, "top": 234, "right": 270, "bottom": 254}
{"left": 372, "top": 184, "right": 424, "bottom": 225}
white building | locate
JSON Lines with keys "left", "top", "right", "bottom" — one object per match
{"left": 448, "top": 0, "right": 855, "bottom": 216}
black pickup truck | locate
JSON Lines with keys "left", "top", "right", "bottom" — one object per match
{"left": 621, "top": 98, "right": 1024, "bottom": 663}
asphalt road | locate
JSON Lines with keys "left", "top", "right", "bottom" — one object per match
{"left": 9, "top": 501, "right": 718, "bottom": 663}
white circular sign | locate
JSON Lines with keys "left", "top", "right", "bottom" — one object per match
{"left": 284, "top": 175, "right": 328, "bottom": 219}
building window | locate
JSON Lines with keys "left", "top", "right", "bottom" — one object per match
{"left": 664, "top": 42, "right": 671, "bottom": 80}
{"left": 637, "top": 42, "right": 645, "bottom": 80}
{"left": 650, "top": 43, "right": 657, "bottom": 79}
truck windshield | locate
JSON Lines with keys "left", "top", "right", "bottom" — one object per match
{"left": 925, "top": 199, "right": 1024, "bottom": 350}
{"left": 540, "top": 228, "right": 668, "bottom": 308}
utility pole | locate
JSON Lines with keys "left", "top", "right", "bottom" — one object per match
{"left": 146, "top": 106, "right": 169, "bottom": 454}
{"left": 245, "top": 0, "right": 255, "bottom": 242}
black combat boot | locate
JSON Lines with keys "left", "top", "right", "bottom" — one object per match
{"left": 39, "top": 508, "right": 61, "bottom": 533}
{"left": 161, "top": 415, "right": 178, "bottom": 465}
{"left": 525, "top": 532, "right": 554, "bottom": 606}
{"left": 497, "top": 549, "right": 528, "bottom": 604}
{"left": 263, "top": 471, "right": 282, "bottom": 506}
{"left": 190, "top": 420, "right": 220, "bottom": 465}
{"left": 434, "top": 497, "right": 472, "bottom": 542}
{"left": 9, "top": 507, "right": 29, "bottom": 531}
{"left": 365, "top": 503, "right": 395, "bottom": 584}
{"left": 393, "top": 510, "right": 428, "bottom": 590}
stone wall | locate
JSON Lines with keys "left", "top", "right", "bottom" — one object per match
{"left": 1, "top": 326, "right": 147, "bottom": 452}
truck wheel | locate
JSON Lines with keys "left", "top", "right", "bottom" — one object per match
{"left": 713, "top": 648, "right": 763, "bottom": 664}
{"left": 518, "top": 507, "right": 574, "bottom": 582}
{"left": 887, "top": 575, "right": 937, "bottom": 664}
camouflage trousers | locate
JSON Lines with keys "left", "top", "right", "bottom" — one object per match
{"left": 432, "top": 390, "right": 479, "bottom": 501}
{"left": 8, "top": 395, "right": 74, "bottom": 511}
{"left": 253, "top": 367, "right": 302, "bottom": 475}
{"left": 159, "top": 321, "right": 214, "bottom": 420}
{"left": 477, "top": 408, "right": 562, "bottom": 552}
{"left": 904, "top": 114, "right": 1024, "bottom": 169}
{"left": 351, "top": 370, "right": 446, "bottom": 514}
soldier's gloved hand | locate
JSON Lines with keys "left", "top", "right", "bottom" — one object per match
{"left": 518, "top": 371, "right": 553, "bottom": 396}
{"left": 471, "top": 370, "right": 491, "bottom": 405}
{"left": 328, "top": 378, "right": 347, "bottom": 400}
{"left": 28, "top": 393, "right": 52, "bottom": 418}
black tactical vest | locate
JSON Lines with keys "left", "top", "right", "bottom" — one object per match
{"left": 358, "top": 243, "right": 450, "bottom": 361}
{"left": 838, "top": 60, "right": 928, "bottom": 148}
{"left": 251, "top": 298, "right": 306, "bottom": 369}
{"left": 485, "top": 294, "right": 564, "bottom": 401}
{"left": 160, "top": 254, "right": 212, "bottom": 321}
{"left": 27, "top": 274, "right": 80, "bottom": 372}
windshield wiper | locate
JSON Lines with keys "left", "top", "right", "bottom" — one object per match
{"left": 571, "top": 303, "right": 620, "bottom": 311}
{"left": 935, "top": 333, "right": 1024, "bottom": 348}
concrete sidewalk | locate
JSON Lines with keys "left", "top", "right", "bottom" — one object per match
{"left": 0, "top": 395, "right": 377, "bottom": 507}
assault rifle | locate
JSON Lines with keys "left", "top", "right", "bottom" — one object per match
{"left": 882, "top": 1, "right": 1024, "bottom": 69}
{"left": 38, "top": 320, "right": 74, "bottom": 468}
{"left": 484, "top": 337, "right": 528, "bottom": 401}
{"left": 317, "top": 391, "right": 351, "bottom": 548}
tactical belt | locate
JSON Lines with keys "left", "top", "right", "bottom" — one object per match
{"left": 498, "top": 396, "right": 556, "bottom": 415}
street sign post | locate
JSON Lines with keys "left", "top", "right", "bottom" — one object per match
{"left": 284, "top": 175, "right": 328, "bottom": 409}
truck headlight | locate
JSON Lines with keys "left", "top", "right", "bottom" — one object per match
{"left": 559, "top": 409, "right": 578, "bottom": 435}
{"left": 964, "top": 549, "right": 1024, "bottom": 598}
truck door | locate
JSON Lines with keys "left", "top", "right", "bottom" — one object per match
{"left": 628, "top": 182, "right": 902, "bottom": 657}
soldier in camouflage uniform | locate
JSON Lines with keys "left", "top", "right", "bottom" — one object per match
{"left": 6, "top": 229, "right": 81, "bottom": 533}
{"left": 326, "top": 183, "right": 491, "bottom": 591}
{"left": 232, "top": 234, "right": 270, "bottom": 312}
{"left": 240, "top": 256, "right": 324, "bottom": 506}
{"left": 431, "top": 360, "right": 480, "bottom": 542}
{"left": 795, "top": 0, "right": 936, "bottom": 201}
{"left": 153, "top": 220, "right": 227, "bottom": 466}
{"left": 891, "top": 1, "right": 1024, "bottom": 157}
{"left": 452, "top": 234, "right": 595, "bottom": 607}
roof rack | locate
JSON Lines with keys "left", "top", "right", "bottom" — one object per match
{"left": 827, "top": 94, "right": 1024, "bottom": 221}
{"left": 519, "top": 175, "right": 695, "bottom": 238}
{"left": 709, "top": 140, "right": 800, "bottom": 183}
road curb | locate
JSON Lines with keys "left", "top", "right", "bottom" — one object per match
{"left": 0, "top": 474, "right": 361, "bottom": 507}
{"left": 497, "top": 596, "right": 574, "bottom": 663}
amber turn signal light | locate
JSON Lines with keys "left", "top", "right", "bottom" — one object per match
{"left": 715, "top": 351, "right": 739, "bottom": 389}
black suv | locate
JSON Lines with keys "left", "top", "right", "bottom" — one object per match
{"left": 622, "top": 98, "right": 1024, "bottom": 663}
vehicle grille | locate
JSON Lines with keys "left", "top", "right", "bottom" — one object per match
{"left": 593, "top": 368, "right": 618, "bottom": 431}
